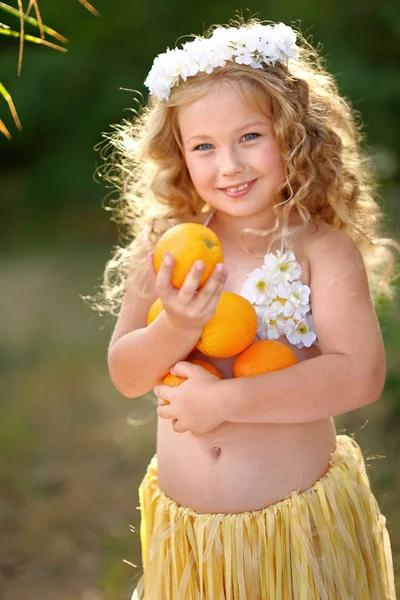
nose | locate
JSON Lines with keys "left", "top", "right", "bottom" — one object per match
{"left": 219, "top": 147, "right": 244, "bottom": 177}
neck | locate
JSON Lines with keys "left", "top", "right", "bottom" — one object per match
{"left": 208, "top": 207, "right": 278, "bottom": 240}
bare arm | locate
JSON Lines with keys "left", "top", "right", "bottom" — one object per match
{"left": 220, "top": 228, "right": 386, "bottom": 424}
{"left": 108, "top": 250, "right": 227, "bottom": 398}
{"left": 109, "top": 312, "right": 202, "bottom": 398}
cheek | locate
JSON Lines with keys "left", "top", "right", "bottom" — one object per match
{"left": 186, "top": 157, "right": 213, "bottom": 188}
{"left": 257, "top": 144, "right": 285, "bottom": 178}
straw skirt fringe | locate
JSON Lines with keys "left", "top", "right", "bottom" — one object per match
{"left": 132, "top": 435, "right": 396, "bottom": 599}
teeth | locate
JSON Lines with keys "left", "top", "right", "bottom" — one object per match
{"left": 226, "top": 182, "right": 249, "bottom": 193}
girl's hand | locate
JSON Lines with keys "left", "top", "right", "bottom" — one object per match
{"left": 155, "top": 361, "right": 227, "bottom": 436}
{"left": 148, "top": 251, "right": 228, "bottom": 331}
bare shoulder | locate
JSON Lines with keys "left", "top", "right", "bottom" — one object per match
{"left": 304, "top": 220, "right": 366, "bottom": 286}
{"left": 303, "top": 220, "right": 384, "bottom": 359}
{"left": 304, "top": 218, "right": 356, "bottom": 249}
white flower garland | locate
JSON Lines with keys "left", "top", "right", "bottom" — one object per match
{"left": 240, "top": 249, "right": 318, "bottom": 349}
{"left": 144, "top": 23, "right": 299, "bottom": 101}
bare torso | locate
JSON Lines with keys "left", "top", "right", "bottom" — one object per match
{"left": 156, "top": 209, "right": 337, "bottom": 514}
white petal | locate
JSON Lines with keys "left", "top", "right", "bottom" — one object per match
{"left": 283, "top": 301, "right": 295, "bottom": 317}
{"left": 302, "top": 331, "right": 317, "bottom": 347}
{"left": 268, "top": 326, "right": 281, "bottom": 340}
{"left": 277, "top": 282, "right": 290, "bottom": 298}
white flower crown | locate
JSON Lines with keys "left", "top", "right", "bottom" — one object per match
{"left": 144, "top": 23, "right": 299, "bottom": 101}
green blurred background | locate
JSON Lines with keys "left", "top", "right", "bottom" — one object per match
{"left": 1, "top": 1, "right": 399, "bottom": 598}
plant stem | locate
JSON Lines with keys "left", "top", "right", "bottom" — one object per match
{"left": 0, "top": 82, "right": 22, "bottom": 131}
{"left": 0, "top": 28, "right": 67, "bottom": 52}
{"left": 0, "top": 2, "right": 68, "bottom": 43}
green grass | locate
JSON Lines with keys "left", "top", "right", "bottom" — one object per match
{"left": 1, "top": 248, "right": 399, "bottom": 598}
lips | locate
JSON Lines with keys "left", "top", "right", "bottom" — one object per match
{"left": 219, "top": 179, "right": 257, "bottom": 198}
{"left": 225, "top": 182, "right": 251, "bottom": 192}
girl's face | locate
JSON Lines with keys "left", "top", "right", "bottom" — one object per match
{"left": 178, "top": 86, "right": 286, "bottom": 221}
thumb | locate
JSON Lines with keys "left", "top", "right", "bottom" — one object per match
{"left": 170, "top": 361, "right": 196, "bottom": 377}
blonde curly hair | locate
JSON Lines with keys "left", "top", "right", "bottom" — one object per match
{"left": 90, "top": 17, "right": 399, "bottom": 317}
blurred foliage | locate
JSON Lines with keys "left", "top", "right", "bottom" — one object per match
{"left": 0, "top": 1, "right": 399, "bottom": 598}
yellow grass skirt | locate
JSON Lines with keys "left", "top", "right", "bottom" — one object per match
{"left": 132, "top": 434, "right": 396, "bottom": 599}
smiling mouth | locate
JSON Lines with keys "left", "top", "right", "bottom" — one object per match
{"left": 220, "top": 180, "right": 256, "bottom": 193}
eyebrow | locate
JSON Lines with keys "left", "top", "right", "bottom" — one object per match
{"left": 185, "top": 119, "right": 271, "bottom": 145}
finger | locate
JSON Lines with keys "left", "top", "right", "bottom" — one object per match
{"left": 176, "top": 260, "right": 206, "bottom": 302}
{"left": 194, "top": 265, "right": 228, "bottom": 312}
{"left": 195, "top": 278, "right": 226, "bottom": 318}
{"left": 201, "top": 280, "right": 226, "bottom": 315}
{"left": 171, "top": 360, "right": 201, "bottom": 379}
{"left": 178, "top": 261, "right": 225, "bottom": 312}
{"left": 154, "top": 383, "right": 174, "bottom": 399}
{"left": 154, "top": 253, "right": 175, "bottom": 295}
{"left": 157, "top": 404, "right": 175, "bottom": 419}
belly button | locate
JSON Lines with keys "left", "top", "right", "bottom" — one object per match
{"left": 211, "top": 445, "right": 222, "bottom": 459}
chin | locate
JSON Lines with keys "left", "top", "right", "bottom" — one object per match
{"left": 224, "top": 202, "right": 267, "bottom": 216}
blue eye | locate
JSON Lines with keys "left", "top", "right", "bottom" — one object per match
{"left": 194, "top": 143, "right": 214, "bottom": 151}
{"left": 242, "top": 133, "right": 259, "bottom": 141}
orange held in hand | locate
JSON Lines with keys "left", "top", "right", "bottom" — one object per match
{"left": 147, "top": 297, "right": 163, "bottom": 325}
{"left": 189, "top": 359, "right": 224, "bottom": 379}
{"left": 153, "top": 222, "right": 223, "bottom": 289}
{"left": 232, "top": 340, "right": 298, "bottom": 378}
{"left": 161, "top": 359, "right": 223, "bottom": 403}
{"left": 196, "top": 292, "right": 258, "bottom": 358}
{"left": 163, "top": 359, "right": 223, "bottom": 386}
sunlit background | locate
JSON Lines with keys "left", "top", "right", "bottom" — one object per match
{"left": 1, "top": 1, "right": 399, "bottom": 598}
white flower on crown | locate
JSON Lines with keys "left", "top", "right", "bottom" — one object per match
{"left": 144, "top": 23, "right": 299, "bottom": 101}
{"left": 266, "top": 22, "right": 299, "bottom": 63}
{"left": 183, "top": 37, "right": 230, "bottom": 73}
{"left": 240, "top": 248, "right": 318, "bottom": 350}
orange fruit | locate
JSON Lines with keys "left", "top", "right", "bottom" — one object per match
{"left": 232, "top": 340, "right": 297, "bottom": 378}
{"left": 153, "top": 222, "right": 223, "bottom": 289}
{"left": 147, "top": 298, "right": 163, "bottom": 325}
{"left": 162, "top": 373, "right": 186, "bottom": 388}
{"left": 161, "top": 359, "right": 223, "bottom": 403}
{"left": 195, "top": 292, "right": 257, "bottom": 358}
{"left": 189, "top": 359, "right": 224, "bottom": 379}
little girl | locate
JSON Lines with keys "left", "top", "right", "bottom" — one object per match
{"left": 99, "top": 17, "right": 398, "bottom": 599}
